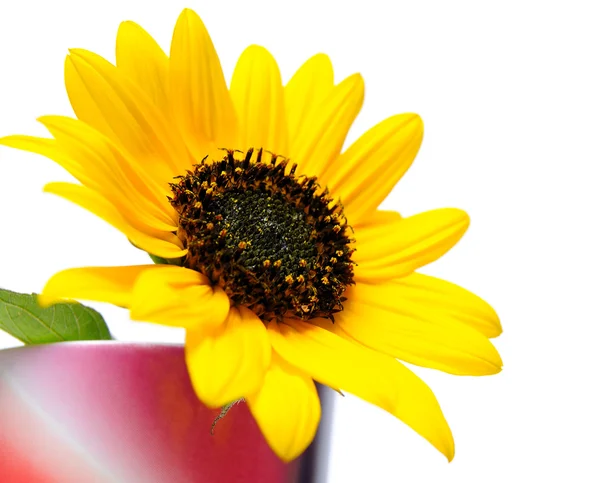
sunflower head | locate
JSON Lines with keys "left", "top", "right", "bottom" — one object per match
{"left": 169, "top": 148, "right": 355, "bottom": 322}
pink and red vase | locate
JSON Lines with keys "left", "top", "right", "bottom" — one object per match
{"left": 0, "top": 343, "right": 325, "bottom": 482}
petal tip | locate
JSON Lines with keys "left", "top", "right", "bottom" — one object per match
{"left": 444, "top": 208, "right": 471, "bottom": 233}
{"left": 313, "top": 52, "right": 332, "bottom": 63}
{"left": 348, "top": 72, "right": 365, "bottom": 88}
{"left": 116, "top": 20, "right": 139, "bottom": 39}
{"left": 37, "top": 293, "right": 59, "bottom": 308}
{"left": 0, "top": 135, "right": 16, "bottom": 148}
{"left": 486, "top": 308, "right": 503, "bottom": 337}
{"left": 296, "top": 52, "right": 334, "bottom": 82}
{"left": 238, "top": 44, "right": 277, "bottom": 64}
{"left": 179, "top": 7, "right": 202, "bottom": 24}
{"left": 492, "top": 320, "right": 503, "bottom": 337}
{"left": 273, "top": 447, "right": 303, "bottom": 464}
{"left": 406, "top": 112, "right": 424, "bottom": 131}
{"left": 440, "top": 429, "right": 456, "bottom": 462}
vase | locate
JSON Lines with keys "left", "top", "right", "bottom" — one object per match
{"left": 0, "top": 342, "right": 327, "bottom": 483}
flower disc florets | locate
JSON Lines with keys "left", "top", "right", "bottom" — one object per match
{"left": 169, "top": 149, "right": 355, "bottom": 321}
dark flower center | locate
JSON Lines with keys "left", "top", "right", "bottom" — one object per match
{"left": 205, "top": 189, "right": 317, "bottom": 276}
{"left": 169, "top": 148, "right": 355, "bottom": 322}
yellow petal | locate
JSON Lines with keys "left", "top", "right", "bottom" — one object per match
{"left": 0, "top": 135, "right": 87, "bottom": 181}
{"left": 354, "top": 210, "right": 402, "bottom": 229}
{"left": 392, "top": 273, "right": 502, "bottom": 338}
{"left": 230, "top": 45, "right": 288, "bottom": 154}
{"left": 290, "top": 73, "right": 364, "bottom": 178}
{"left": 39, "top": 115, "right": 178, "bottom": 232}
{"left": 247, "top": 352, "right": 321, "bottom": 462}
{"left": 323, "top": 114, "right": 423, "bottom": 222}
{"left": 354, "top": 208, "right": 470, "bottom": 282}
{"left": 0, "top": 132, "right": 116, "bottom": 198}
{"left": 65, "top": 54, "right": 116, "bottom": 141}
{"left": 335, "top": 284, "right": 503, "bottom": 376}
{"left": 169, "top": 8, "right": 236, "bottom": 160}
{"left": 116, "top": 21, "right": 169, "bottom": 117}
{"left": 44, "top": 182, "right": 186, "bottom": 260}
{"left": 130, "top": 266, "right": 229, "bottom": 330}
{"left": 269, "top": 320, "right": 455, "bottom": 461}
{"left": 0, "top": 132, "right": 178, "bottom": 243}
{"left": 285, "top": 53, "right": 334, "bottom": 147}
{"left": 39, "top": 265, "right": 158, "bottom": 307}
{"left": 186, "top": 306, "right": 271, "bottom": 408}
{"left": 67, "top": 48, "right": 190, "bottom": 176}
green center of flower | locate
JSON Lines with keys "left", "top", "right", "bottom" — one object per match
{"left": 205, "top": 189, "right": 317, "bottom": 276}
{"left": 169, "top": 149, "right": 355, "bottom": 322}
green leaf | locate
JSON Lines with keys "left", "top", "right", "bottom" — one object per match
{"left": 148, "top": 253, "right": 184, "bottom": 266}
{"left": 0, "top": 288, "right": 112, "bottom": 344}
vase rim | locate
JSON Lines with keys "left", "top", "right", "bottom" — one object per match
{"left": 0, "top": 340, "right": 185, "bottom": 356}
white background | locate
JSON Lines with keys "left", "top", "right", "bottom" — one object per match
{"left": 1, "top": 1, "right": 599, "bottom": 481}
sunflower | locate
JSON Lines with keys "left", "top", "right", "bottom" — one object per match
{"left": 0, "top": 8, "right": 502, "bottom": 462}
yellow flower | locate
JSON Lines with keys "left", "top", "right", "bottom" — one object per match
{"left": 0, "top": 8, "right": 502, "bottom": 462}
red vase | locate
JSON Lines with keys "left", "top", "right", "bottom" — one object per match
{"left": 0, "top": 342, "right": 324, "bottom": 483}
